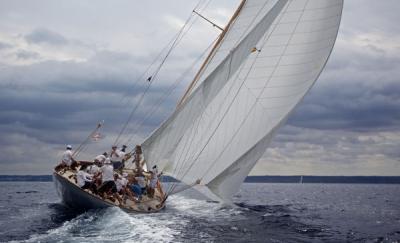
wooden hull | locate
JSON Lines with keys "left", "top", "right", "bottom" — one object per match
{"left": 53, "top": 172, "right": 166, "bottom": 213}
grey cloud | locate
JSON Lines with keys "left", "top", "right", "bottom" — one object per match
{"left": 342, "top": 0, "right": 400, "bottom": 34}
{"left": 0, "top": 0, "right": 399, "bottom": 176}
{"left": 25, "top": 28, "right": 68, "bottom": 45}
{"left": 0, "top": 41, "right": 13, "bottom": 50}
{"left": 0, "top": 49, "right": 181, "bottom": 150}
{"left": 287, "top": 41, "right": 400, "bottom": 131}
{"left": 257, "top": 125, "right": 400, "bottom": 175}
{"left": 15, "top": 49, "right": 40, "bottom": 60}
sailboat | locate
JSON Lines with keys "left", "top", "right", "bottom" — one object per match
{"left": 54, "top": 0, "right": 343, "bottom": 212}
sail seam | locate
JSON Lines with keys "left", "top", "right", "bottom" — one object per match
{"left": 199, "top": 0, "right": 309, "bottom": 182}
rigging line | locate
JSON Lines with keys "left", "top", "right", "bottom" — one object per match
{"left": 169, "top": 50, "right": 237, "bottom": 195}
{"left": 147, "top": 0, "right": 212, "bottom": 83}
{"left": 193, "top": 10, "right": 223, "bottom": 31}
{"left": 120, "top": 0, "right": 211, "bottom": 107}
{"left": 143, "top": 1, "right": 221, "bottom": 166}
{"left": 116, "top": 0, "right": 214, "bottom": 147}
{"left": 198, "top": 0, "right": 308, "bottom": 181}
{"left": 177, "top": 0, "right": 247, "bottom": 107}
{"left": 123, "top": 37, "right": 218, "bottom": 147}
{"left": 171, "top": 0, "right": 268, "bottom": 176}
{"left": 73, "top": 122, "right": 103, "bottom": 157}
{"left": 126, "top": 39, "right": 216, "bottom": 148}
{"left": 118, "top": 1, "right": 211, "bottom": 106}
{"left": 120, "top": 2, "right": 215, "bottom": 147}
{"left": 131, "top": 2, "right": 217, "bottom": 160}
{"left": 113, "top": 1, "right": 206, "bottom": 146}
{"left": 120, "top": 31, "right": 184, "bottom": 107}
{"left": 74, "top": 125, "right": 101, "bottom": 157}
{"left": 174, "top": 0, "right": 290, "bottom": 186}
{"left": 167, "top": 106, "right": 208, "bottom": 195}
{"left": 164, "top": 7, "right": 251, "bottom": 183}
{"left": 170, "top": 0, "right": 272, "bottom": 184}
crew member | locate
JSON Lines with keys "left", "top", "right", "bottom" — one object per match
{"left": 98, "top": 158, "right": 118, "bottom": 201}
{"left": 110, "top": 145, "right": 123, "bottom": 170}
{"left": 134, "top": 145, "right": 145, "bottom": 172}
{"left": 56, "top": 145, "right": 78, "bottom": 171}
{"left": 77, "top": 165, "right": 97, "bottom": 193}
{"left": 94, "top": 152, "right": 107, "bottom": 164}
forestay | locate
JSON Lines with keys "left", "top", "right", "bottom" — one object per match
{"left": 142, "top": 0, "right": 343, "bottom": 201}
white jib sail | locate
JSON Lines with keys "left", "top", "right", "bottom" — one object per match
{"left": 143, "top": 0, "right": 343, "bottom": 202}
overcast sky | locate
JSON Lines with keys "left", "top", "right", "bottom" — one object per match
{"left": 0, "top": 0, "right": 399, "bottom": 176}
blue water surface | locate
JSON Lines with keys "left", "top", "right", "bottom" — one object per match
{"left": 0, "top": 182, "right": 399, "bottom": 242}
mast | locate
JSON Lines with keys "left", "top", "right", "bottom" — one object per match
{"left": 176, "top": 0, "right": 247, "bottom": 107}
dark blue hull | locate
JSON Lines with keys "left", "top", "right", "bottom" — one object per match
{"left": 53, "top": 172, "right": 166, "bottom": 213}
{"left": 53, "top": 172, "right": 113, "bottom": 210}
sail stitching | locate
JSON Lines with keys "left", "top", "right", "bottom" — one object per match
{"left": 174, "top": 0, "right": 290, "bottom": 184}
{"left": 203, "top": 0, "right": 343, "bottom": 191}
{"left": 123, "top": 37, "right": 218, "bottom": 146}
{"left": 197, "top": 0, "right": 299, "bottom": 182}
{"left": 169, "top": 0, "right": 277, "bottom": 185}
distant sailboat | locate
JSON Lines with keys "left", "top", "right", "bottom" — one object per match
{"left": 54, "top": 0, "right": 343, "bottom": 211}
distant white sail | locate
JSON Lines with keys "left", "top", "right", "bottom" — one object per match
{"left": 143, "top": 0, "right": 343, "bottom": 201}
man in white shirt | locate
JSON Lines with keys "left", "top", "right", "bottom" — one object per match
{"left": 119, "top": 145, "right": 128, "bottom": 169}
{"left": 77, "top": 165, "right": 97, "bottom": 193}
{"left": 62, "top": 145, "right": 73, "bottom": 166}
{"left": 148, "top": 165, "right": 162, "bottom": 198}
{"left": 94, "top": 152, "right": 107, "bottom": 164}
{"left": 87, "top": 162, "right": 101, "bottom": 187}
{"left": 115, "top": 173, "right": 128, "bottom": 193}
{"left": 135, "top": 172, "right": 147, "bottom": 195}
{"left": 98, "top": 159, "right": 121, "bottom": 203}
{"left": 88, "top": 163, "right": 101, "bottom": 175}
{"left": 110, "top": 146, "right": 123, "bottom": 170}
{"left": 149, "top": 165, "right": 162, "bottom": 188}
{"left": 56, "top": 145, "right": 77, "bottom": 171}
{"left": 134, "top": 145, "right": 145, "bottom": 172}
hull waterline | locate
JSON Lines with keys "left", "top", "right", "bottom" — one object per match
{"left": 53, "top": 172, "right": 166, "bottom": 213}
{"left": 53, "top": 172, "right": 113, "bottom": 210}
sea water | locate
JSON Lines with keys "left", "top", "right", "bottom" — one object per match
{"left": 0, "top": 182, "right": 399, "bottom": 242}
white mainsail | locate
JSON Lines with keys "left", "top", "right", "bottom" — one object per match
{"left": 142, "top": 0, "right": 343, "bottom": 201}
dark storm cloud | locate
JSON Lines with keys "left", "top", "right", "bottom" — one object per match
{"left": 0, "top": 0, "right": 399, "bottom": 175}
{"left": 287, "top": 43, "right": 400, "bottom": 131}
{"left": 25, "top": 28, "right": 68, "bottom": 45}
{"left": 0, "top": 49, "right": 181, "bottom": 148}
{"left": 283, "top": 0, "right": 400, "bottom": 133}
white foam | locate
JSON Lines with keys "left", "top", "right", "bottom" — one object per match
{"left": 23, "top": 207, "right": 183, "bottom": 242}
{"left": 22, "top": 195, "right": 241, "bottom": 242}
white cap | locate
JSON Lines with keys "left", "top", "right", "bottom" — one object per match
{"left": 122, "top": 172, "right": 128, "bottom": 178}
{"left": 66, "top": 145, "right": 72, "bottom": 149}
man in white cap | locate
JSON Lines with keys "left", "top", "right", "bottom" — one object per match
{"left": 56, "top": 145, "right": 78, "bottom": 171}
{"left": 62, "top": 145, "right": 74, "bottom": 165}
